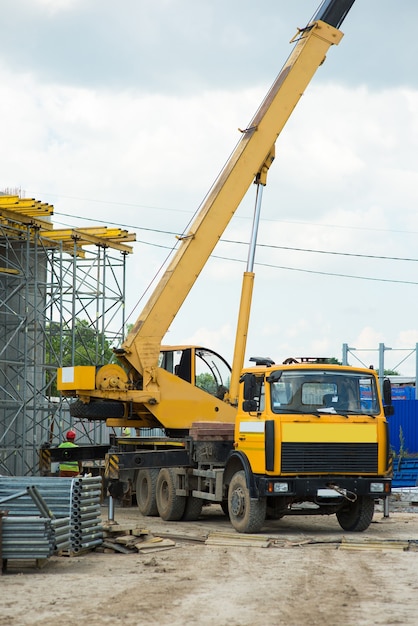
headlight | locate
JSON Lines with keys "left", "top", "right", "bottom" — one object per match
{"left": 370, "top": 482, "right": 384, "bottom": 493}
{"left": 274, "top": 482, "right": 289, "bottom": 493}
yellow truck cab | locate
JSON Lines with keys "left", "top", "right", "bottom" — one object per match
{"left": 225, "top": 357, "right": 392, "bottom": 532}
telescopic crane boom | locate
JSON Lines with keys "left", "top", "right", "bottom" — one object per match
{"left": 59, "top": 0, "right": 356, "bottom": 432}
{"left": 120, "top": 0, "right": 355, "bottom": 375}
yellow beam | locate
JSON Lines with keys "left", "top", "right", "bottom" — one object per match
{"left": 0, "top": 196, "right": 135, "bottom": 253}
{"left": 0, "top": 197, "right": 54, "bottom": 214}
{"left": 39, "top": 227, "right": 130, "bottom": 240}
{"left": 109, "top": 233, "right": 136, "bottom": 243}
{"left": 72, "top": 231, "right": 133, "bottom": 253}
{"left": 0, "top": 207, "right": 53, "bottom": 230}
{"left": 8, "top": 206, "right": 53, "bottom": 216}
{"left": 0, "top": 195, "right": 21, "bottom": 204}
{"left": 39, "top": 227, "right": 135, "bottom": 253}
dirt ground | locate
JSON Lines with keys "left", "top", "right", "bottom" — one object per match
{"left": 2, "top": 500, "right": 418, "bottom": 626}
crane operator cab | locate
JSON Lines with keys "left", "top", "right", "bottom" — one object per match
{"left": 159, "top": 346, "right": 231, "bottom": 400}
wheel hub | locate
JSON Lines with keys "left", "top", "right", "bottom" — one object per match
{"left": 230, "top": 487, "right": 245, "bottom": 517}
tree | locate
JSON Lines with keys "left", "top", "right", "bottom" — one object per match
{"left": 328, "top": 357, "right": 342, "bottom": 365}
{"left": 196, "top": 372, "right": 218, "bottom": 395}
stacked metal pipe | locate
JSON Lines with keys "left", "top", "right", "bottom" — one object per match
{"left": 1, "top": 515, "right": 58, "bottom": 560}
{"left": 69, "top": 476, "right": 103, "bottom": 553}
{"left": 0, "top": 476, "right": 103, "bottom": 558}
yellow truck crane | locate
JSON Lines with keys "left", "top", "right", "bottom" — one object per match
{"left": 55, "top": 0, "right": 393, "bottom": 533}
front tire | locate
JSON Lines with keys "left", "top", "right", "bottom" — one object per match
{"left": 228, "top": 470, "right": 266, "bottom": 533}
{"left": 136, "top": 469, "right": 159, "bottom": 516}
{"left": 220, "top": 500, "right": 229, "bottom": 517}
{"left": 336, "top": 495, "right": 375, "bottom": 532}
{"left": 156, "top": 468, "right": 186, "bottom": 521}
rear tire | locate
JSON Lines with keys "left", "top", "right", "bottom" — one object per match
{"left": 156, "top": 468, "right": 186, "bottom": 521}
{"left": 336, "top": 496, "right": 375, "bottom": 532}
{"left": 228, "top": 470, "right": 266, "bottom": 533}
{"left": 136, "top": 469, "right": 159, "bottom": 516}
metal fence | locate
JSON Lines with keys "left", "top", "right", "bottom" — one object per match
{"left": 388, "top": 400, "right": 418, "bottom": 456}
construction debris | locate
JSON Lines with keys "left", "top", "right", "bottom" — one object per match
{"left": 339, "top": 536, "right": 414, "bottom": 551}
{"left": 101, "top": 521, "right": 177, "bottom": 554}
{"left": 205, "top": 531, "right": 271, "bottom": 548}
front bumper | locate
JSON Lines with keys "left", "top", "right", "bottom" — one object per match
{"left": 256, "top": 475, "right": 391, "bottom": 499}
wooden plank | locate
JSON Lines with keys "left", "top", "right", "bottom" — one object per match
{"left": 102, "top": 523, "right": 147, "bottom": 535}
{"left": 339, "top": 537, "right": 409, "bottom": 551}
{"left": 136, "top": 538, "right": 177, "bottom": 553}
{"left": 101, "top": 541, "right": 135, "bottom": 554}
{"left": 205, "top": 532, "right": 271, "bottom": 548}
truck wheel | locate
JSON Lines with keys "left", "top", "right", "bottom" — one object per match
{"left": 220, "top": 500, "right": 229, "bottom": 517}
{"left": 228, "top": 470, "right": 266, "bottom": 533}
{"left": 336, "top": 496, "right": 375, "bottom": 532}
{"left": 136, "top": 469, "right": 159, "bottom": 516}
{"left": 156, "top": 468, "right": 186, "bottom": 521}
{"left": 182, "top": 496, "right": 203, "bottom": 521}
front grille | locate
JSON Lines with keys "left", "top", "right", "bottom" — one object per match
{"left": 281, "top": 442, "right": 378, "bottom": 474}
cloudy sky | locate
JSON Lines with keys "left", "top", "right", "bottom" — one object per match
{"left": 2, "top": 0, "right": 418, "bottom": 375}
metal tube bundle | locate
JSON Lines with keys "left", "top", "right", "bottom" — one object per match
{"left": 69, "top": 477, "right": 103, "bottom": 553}
{"left": 51, "top": 517, "right": 72, "bottom": 552}
{"left": 0, "top": 476, "right": 103, "bottom": 559}
{"left": 0, "top": 516, "right": 56, "bottom": 560}
{"left": 0, "top": 476, "right": 75, "bottom": 517}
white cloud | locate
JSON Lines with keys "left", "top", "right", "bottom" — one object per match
{"left": 180, "top": 324, "right": 235, "bottom": 357}
{"left": 1, "top": 34, "right": 418, "bottom": 377}
{"left": 397, "top": 330, "right": 418, "bottom": 348}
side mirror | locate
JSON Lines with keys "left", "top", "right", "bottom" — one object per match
{"left": 240, "top": 373, "right": 258, "bottom": 412}
{"left": 241, "top": 373, "right": 257, "bottom": 401}
{"left": 382, "top": 378, "right": 393, "bottom": 417}
{"left": 383, "top": 378, "right": 392, "bottom": 405}
{"left": 242, "top": 399, "right": 258, "bottom": 413}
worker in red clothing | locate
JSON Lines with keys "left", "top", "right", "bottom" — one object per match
{"left": 58, "top": 430, "right": 82, "bottom": 477}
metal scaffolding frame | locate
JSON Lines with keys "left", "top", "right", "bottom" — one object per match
{"left": 342, "top": 343, "right": 418, "bottom": 399}
{"left": 0, "top": 195, "right": 135, "bottom": 476}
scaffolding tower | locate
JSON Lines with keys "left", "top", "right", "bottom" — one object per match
{"left": 0, "top": 194, "right": 136, "bottom": 476}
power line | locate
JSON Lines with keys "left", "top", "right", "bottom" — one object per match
{"left": 211, "top": 255, "right": 418, "bottom": 286}
{"left": 54, "top": 211, "right": 418, "bottom": 264}
{"left": 223, "top": 240, "right": 418, "bottom": 263}
{"left": 54, "top": 208, "right": 418, "bottom": 238}
{"left": 52, "top": 211, "right": 418, "bottom": 286}
{"left": 54, "top": 212, "right": 179, "bottom": 237}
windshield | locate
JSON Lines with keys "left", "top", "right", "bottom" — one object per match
{"left": 270, "top": 370, "right": 380, "bottom": 415}
{"left": 195, "top": 348, "right": 231, "bottom": 398}
{"left": 159, "top": 347, "right": 231, "bottom": 399}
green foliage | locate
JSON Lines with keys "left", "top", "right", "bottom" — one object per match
{"left": 328, "top": 357, "right": 342, "bottom": 365}
{"left": 398, "top": 426, "right": 407, "bottom": 459}
{"left": 384, "top": 369, "right": 399, "bottom": 376}
{"left": 196, "top": 372, "right": 218, "bottom": 395}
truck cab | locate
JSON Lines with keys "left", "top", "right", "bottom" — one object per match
{"left": 225, "top": 358, "right": 392, "bottom": 532}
